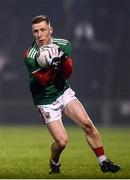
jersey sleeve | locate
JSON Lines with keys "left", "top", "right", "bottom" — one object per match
{"left": 59, "top": 41, "right": 73, "bottom": 79}
{"left": 60, "top": 57, "right": 73, "bottom": 79}
{"left": 63, "top": 41, "right": 72, "bottom": 57}
{"left": 24, "top": 48, "right": 56, "bottom": 86}
{"left": 52, "top": 38, "right": 72, "bottom": 57}
{"left": 65, "top": 41, "right": 72, "bottom": 57}
{"left": 24, "top": 48, "right": 41, "bottom": 75}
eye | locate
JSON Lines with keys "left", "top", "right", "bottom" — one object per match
{"left": 33, "top": 29, "right": 38, "bottom": 33}
{"left": 40, "top": 28, "right": 47, "bottom": 32}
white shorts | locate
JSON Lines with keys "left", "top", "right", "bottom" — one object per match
{"left": 36, "top": 87, "right": 77, "bottom": 124}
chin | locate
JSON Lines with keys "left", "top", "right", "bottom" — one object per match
{"left": 39, "top": 41, "right": 45, "bottom": 46}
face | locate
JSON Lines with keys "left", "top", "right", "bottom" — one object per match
{"left": 32, "top": 21, "right": 53, "bottom": 46}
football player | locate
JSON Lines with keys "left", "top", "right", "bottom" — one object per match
{"left": 24, "top": 15, "right": 120, "bottom": 174}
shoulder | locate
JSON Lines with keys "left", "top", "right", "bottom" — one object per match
{"left": 24, "top": 42, "right": 39, "bottom": 60}
{"left": 53, "top": 37, "right": 72, "bottom": 57}
{"left": 52, "top": 37, "right": 71, "bottom": 46}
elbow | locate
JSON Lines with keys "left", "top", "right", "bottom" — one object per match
{"left": 61, "top": 57, "right": 73, "bottom": 79}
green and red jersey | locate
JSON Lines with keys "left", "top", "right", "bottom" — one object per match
{"left": 24, "top": 38, "right": 72, "bottom": 105}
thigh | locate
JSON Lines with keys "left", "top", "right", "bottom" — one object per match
{"left": 64, "top": 99, "right": 91, "bottom": 125}
{"left": 46, "top": 120, "right": 68, "bottom": 143}
{"left": 62, "top": 87, "right": 77, "bottom": 108}
{"left": 37, "top": 101, "right": 62, "bottom": 124}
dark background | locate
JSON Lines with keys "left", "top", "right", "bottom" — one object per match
{"left": 0, "top": 0, "right": 130, "bottom": 126}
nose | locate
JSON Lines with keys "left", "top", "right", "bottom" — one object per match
{"left": 38, "top": 30, "right": 42, "bottom": 37}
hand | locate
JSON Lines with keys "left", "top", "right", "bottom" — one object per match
{"left": 45, "top": 47, "right": 64, "bottom": 70}
{"left": 51, "top": 57, "right": 62, "bottom": 70}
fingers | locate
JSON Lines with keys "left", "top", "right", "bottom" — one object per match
{"left": 47, "top": 47, "right": 59, "bottom": 57}
{"left": 58, "top": 50, "right": 64, "bottom": 57}
{"left": 44, "top": 48, "right": 59, "bottom": 65}
{"left": 38, "top": 45, "right": 65, "bottom": 67}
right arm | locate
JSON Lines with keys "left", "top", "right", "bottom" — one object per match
{"left": 24, "top": 48, "right": 55, "bottom": 86}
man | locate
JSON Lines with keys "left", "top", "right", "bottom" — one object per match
{"left": 24, "top": 15, "right": 120, "bottom": 174}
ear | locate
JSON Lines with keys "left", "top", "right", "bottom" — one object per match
{"left": 50, "top": 26, "right": 53, "bottom": 34}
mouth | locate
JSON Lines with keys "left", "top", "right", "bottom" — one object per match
{"left": 39, "top": 39, "right": 44, "bottom": 43}
{"left": 38, "top": 39, "right": 45, "bottom": 46}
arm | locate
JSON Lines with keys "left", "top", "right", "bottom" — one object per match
{"left": 44, "top": 41, "right": 73, "bottom": 79}
{"left": 60, "top": 57, "right": 73, "bottom": 79}
{"left": 24, "top": 48, "right": 55, "bottom": 86}
{"left": 32, "top": 68, "right": 55, "bottom": 86}
{"left": 58, "top": 41, "right": 73, "bottom": 79}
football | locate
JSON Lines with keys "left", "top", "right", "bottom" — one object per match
{"left": 36, "top": 46, "right": 49, "bottom": 68}
{"left": 36, "top": 44, "right": 59, "bottom": 68}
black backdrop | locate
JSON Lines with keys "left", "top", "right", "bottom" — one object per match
{"left": 0, "top": 0, "right": 130, "bottom": 125}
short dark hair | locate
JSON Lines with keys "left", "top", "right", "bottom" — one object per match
{"left": 32, "top": 15, "right": 50, "bottom": 25}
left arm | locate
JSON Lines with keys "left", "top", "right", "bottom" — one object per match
{"left": 46, "top": 41, "right": 73, "bottom": 79}
{"left": 60, "top": 56, "right": 73, "bottom": 79}
{"left": 59, "top": 41, "right": 73, "bottom": 79}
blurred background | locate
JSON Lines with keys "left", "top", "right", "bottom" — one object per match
{"left": 0, "top": 0, "right": 130, "bottom": 126}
